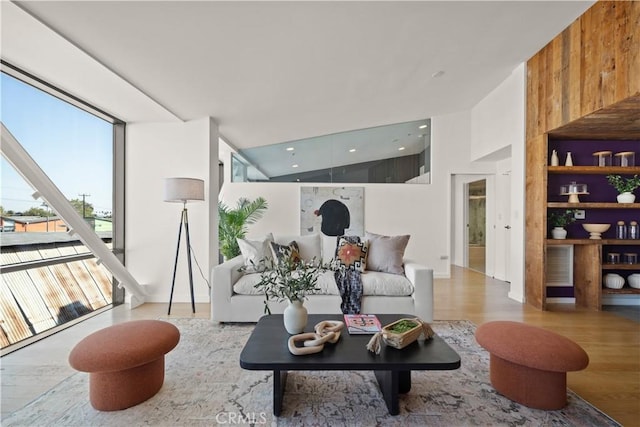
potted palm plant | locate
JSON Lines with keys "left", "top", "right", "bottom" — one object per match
{"left": 218, "top": 197, "right": 268, "bottom": 260}
{"left": 549, "top": 209, "right": 576, "bottom": 239}
{"left": 606, "top": 174, "right": 640, "bottom": 203}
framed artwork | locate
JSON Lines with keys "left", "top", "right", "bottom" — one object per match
{"left": 300, "top": 186, "right": 364, "bottom": 236}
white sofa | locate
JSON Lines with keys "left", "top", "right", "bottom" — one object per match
{"left": 211, "top": 233, "right": 434, "bottom": 322}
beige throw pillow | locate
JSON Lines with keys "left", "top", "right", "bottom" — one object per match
{"left": 365, "top": 231, "right": 410, "bottom": 275}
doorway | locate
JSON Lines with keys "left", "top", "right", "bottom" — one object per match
{"left": 466, "top": 180, "right": 486, "bottom": 273}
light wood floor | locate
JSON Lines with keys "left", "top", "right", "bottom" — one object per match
{"left": 2, "top": 266, "right": 639, "bottom": 425}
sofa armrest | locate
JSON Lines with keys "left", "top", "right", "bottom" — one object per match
{"left": 404, "top": 260, "right": 434, "bottom": 322}
{"left": 211, "top": 255, "right": 245, "bottom": 322}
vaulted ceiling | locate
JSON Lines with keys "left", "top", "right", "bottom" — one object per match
{"left": 6, "top": 1, "right": 595, "bottom": 150}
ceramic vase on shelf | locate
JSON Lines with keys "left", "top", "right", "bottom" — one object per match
{"left": 616, "top": 192, "right": 636, "bottom": 203}
{"left": 550, "top": 150, "right": 559, "bottom": 166}
{"left": 565, "top": 152, "right": 573, "bottom": 166}
{"left": 283, "top": 299, "right": 308, "bottom": 334}
{"left": 551, "top": 227, "right": 568, "bottom": 239}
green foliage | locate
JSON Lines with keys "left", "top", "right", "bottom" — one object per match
{"left": 69, "top": 198, "right": 94, "bottom": 218}
{"left": 253, "top": 257, "right": 323, "bottom": 314}
{"left": 606, "top": 174, "right": 640, "bottom": 194}
{"left": 21, "top": 207, "right": 51, "bottom": 217}
{"left": 549, "top": 209, "right": 576, "bottom": 227}
{"left": 218, "top": 197, "right": 268, "bottom": 259}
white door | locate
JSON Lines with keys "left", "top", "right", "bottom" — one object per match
{"left": 494, "top": 171, "right": 511, "bottom": 282}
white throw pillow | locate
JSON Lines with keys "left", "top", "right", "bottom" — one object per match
{"left": 237, "top": 233, "right": 274, "bottom": 272}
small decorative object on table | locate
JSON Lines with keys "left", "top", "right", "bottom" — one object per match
{"left": 366, "top": 317, "right": 434, "bottom": 354}
{"left": 287, "top": 320, "right": 344, "bottom": 356}
{"left": 344, "top": 314, "right": 382, "bottom": 334}
{"left": 253, "top": 250, "right": 325, "bottom": 334}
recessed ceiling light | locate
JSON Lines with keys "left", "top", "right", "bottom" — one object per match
{"left": 398, "top": 147, "right": 405, "bottom": 151}
{"left": 286, "top": 147, "right": 294, "bottom": 151}
{"left": 292, "top": 164, "right": 299, "bottom": 168}
{"left": 349, "top": 148, "right": 356, "bottom": 153}
{"left": 419, "top": 124, "right": 428, "bottom": 129}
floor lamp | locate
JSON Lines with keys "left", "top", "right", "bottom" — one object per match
{"left": 164, "top": 177, "right": 205, "bottom": 315}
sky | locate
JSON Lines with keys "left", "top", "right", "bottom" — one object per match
{"left": 1, "top": 72, "right": 113, "bottom": 216}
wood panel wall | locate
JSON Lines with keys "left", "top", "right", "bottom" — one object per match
{"left": 526, "top": 1, "right": 640, "bottom": 140}
{"left": 525, "top": 1, "right": 640, "bottom": 309}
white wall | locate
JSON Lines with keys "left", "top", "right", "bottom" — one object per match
{"left": 126, "top": 118, "right": 218, "bottom": 304}
{"left": 469, "top": 64, "right": 526, "bottom": 302}
{"left": 221, "top": 109, "right": 498, "bottom": 279}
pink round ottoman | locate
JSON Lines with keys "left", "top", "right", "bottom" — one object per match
{"left": 475, "top": 321, "right": 589, "bottom": 410}
{"left": 69, "top": 320, "right": 180, "bottom": 411}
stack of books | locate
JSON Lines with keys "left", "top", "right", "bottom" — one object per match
{"left": 343, "top": 314, "right": 382, "bottom": 334}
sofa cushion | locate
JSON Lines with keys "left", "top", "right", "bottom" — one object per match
{"left": 237, "top": 233, "right": 274, "bottom": 272}
{"left": 361, "top": 271, "right": 413, "bottom": 296}
{"left": 275, "top": 234, "right": 322, "bottom": 263}
{"left": 365, "top": 231, "right": 410, "bottom": 275}
{"left": 233, "top": 271, "right": 340, "bottom": 296}
{"left": 233, "top": 270, "right": 413, "bottom": 297}
{"left": 335, "top": 237, "right": 368, "bottom": 273}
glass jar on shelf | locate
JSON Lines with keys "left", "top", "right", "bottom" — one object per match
{"left": 623, "top": 253, "right": 638, "bottom": 265}
{"left": 629, "top": 221, "right": 639, "bottom": 239}
{"left": 616, "top": 221, "right": 628, "bottom": 239}
{"left": 593, "top": 150, "right": 612, "bottom": 167}
{"left": 607, "top": 252, "right": 621, "bottom": 264}
{"left": 614, "top": 151, "right": 635, "bottom": 167}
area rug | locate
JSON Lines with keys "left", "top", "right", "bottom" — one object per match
{"left": 3, "top": 319, "right": 620, "bottom": 427}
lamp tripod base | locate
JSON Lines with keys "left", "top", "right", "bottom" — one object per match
{"left": 167, "top": 206, "right": 196, "bottom": 315}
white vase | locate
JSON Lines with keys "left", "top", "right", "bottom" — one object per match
{"left": 551, "top": 227, "right": 567, "bottom": 239}
{"left": 283, "top": 300, "right": 308, "bottom": 334}
{"left": 550, "top": 150, "right": 559, "bottom": 166}
{"left": 565, "top": 152, "right": 573, "bottom": 166}
{"left": 616, "top": 192, "right": 636, "bottom": 203}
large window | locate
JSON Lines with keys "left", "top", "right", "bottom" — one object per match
{"left": 0, "top": 63, "right": 125, "bottom": 354}
{"left": 232, "top": 119, "right": 431, "bottom": 184}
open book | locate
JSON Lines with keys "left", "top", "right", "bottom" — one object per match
{"left": 343, "top": 314, "right": 382, "bottom": 334}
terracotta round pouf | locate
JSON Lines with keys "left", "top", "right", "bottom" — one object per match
{"left": 68, "top": 320, "right": 180, "bottom": 411}
{"left": 475, "top": 321, "right": 589, "bottom": 410}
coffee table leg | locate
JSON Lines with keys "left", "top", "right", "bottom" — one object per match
{"left": 374, "top": 370, "right": 400, "bottom": 415}
{"left": 399, "top": 370, "right": 412, "bottom": 394}
{"left": 273, "top": 370, "right": 287, "bottom": 416}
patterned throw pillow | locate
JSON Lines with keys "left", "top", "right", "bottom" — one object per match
{"left": 335, "top": 237, "right": 368, "bottom": 273}
{"left": 269, "top": 241, "right": 302, "bottom": 266}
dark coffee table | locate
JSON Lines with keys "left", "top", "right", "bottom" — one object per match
{"left": 239, "top": 314, "right": 460, "bottom": 416}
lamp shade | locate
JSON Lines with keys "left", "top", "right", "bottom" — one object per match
{"left": 164, "top": 177, "right": 205, "bottom": 203}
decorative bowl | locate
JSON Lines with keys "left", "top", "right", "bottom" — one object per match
{"left": 582, "top": 223, "right": 611, "bottom": 239}
{"left": 604, "top": 273, "right": 625, "bottom": 289}
{"left": 628, "top": 274, "right": 640, "bottom": 289}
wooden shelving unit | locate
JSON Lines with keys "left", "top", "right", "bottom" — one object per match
{"left": 542, "top": 143, "right": 640, "bottom": 311}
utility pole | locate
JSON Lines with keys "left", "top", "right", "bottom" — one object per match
{"left": 79, "top": 193, "right": 90, "bottom": 218}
